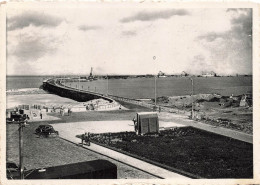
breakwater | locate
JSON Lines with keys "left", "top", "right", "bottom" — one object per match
{"left": 43, "top": 78, "right": 114, "bottom": 103}
{"left": 43, "top": 78, "right": 188, "bottom": 114}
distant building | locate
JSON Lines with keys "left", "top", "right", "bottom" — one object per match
{"left": 201, "top": 71, "right": 216, "bottom": 77}
{"left": 181, "top": 71, "right": 189, "bottom": 77}
{"left": 87, "top": 67, "right": 97, "bottom": 81}
{"left": 158, "top": 71, "right": 167, "bottom": 78}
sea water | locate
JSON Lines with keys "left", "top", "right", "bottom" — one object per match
{"left": 7, "top": 76, "right": 252, "bottom": 99}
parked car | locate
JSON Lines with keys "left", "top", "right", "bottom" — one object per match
{"left": 7, "top": 113, "right": 27, "bottom": 124}
{"left": 35, "top": 125, "right": 59, "bottom": 137}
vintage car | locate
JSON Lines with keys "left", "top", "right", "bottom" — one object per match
{"left": 6, "top": 112, "right": 28, "bottom": 124}
{"left": 35, "top": 125, "right": 59, "bottom": 137}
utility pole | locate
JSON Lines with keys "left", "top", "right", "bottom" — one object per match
{"left": 155, "top": 75, "right": 157, "bottom": 106}
{"left": 78, "top": 76, "right": 80, "bottom": 90}
{"left": 107, "top": 75, "right": 109, "bottom": 96}
{"left": 19, "top": 122, "right": 25, "bottom": 179}
{"left": 190, "top": 78, "right": 194, "bottom": 119}
{"left": 153, "top": 56, "right": 157, "bottom": 107}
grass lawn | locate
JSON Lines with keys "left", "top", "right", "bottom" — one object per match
{"left": 89, "top": 127, "right": 253, "bottom": 179}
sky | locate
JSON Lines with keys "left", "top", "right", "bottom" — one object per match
{"left": 7, "top": 4, "right": 252, "bottom": 76}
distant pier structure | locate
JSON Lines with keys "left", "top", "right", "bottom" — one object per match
{"left": 181, "top": 71, "right": 189, "bottom": 77}
{"left": 87, "top": 67, "right": 97, "bottom": 81}
{"left": 43, "top": 78, "right": 113, "bottom": 103}
{"left": 201, "top": 71, "right": 216, "bottom": 77}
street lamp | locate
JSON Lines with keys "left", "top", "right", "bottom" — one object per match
{"left": 190, "top": 77, "right": 194, "bottom": 119}
{"left": 107, "top": 75, "right": 109, "bottom": 96}
{"left": 153, "top": 56, "right": 157, "bottom": 108}
{"left": 19, "top": 122, "right": 25, "bottom": 179}
{"left": 78, "top": 76, "right": 80, "bottom": 90}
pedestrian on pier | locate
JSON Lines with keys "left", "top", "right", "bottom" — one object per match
{"left": 60, "top": 106, "right": 64, "bottom": 116}
{"left": 68, "top": 107, "right": 72, "bottom": 116}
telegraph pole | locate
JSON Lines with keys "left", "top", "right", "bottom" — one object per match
{"left": 190, "top": 78, "right": 194, "bottom": 119}
{"left": 107, "top": 75, "right": 109, "bottom": 95}
{"left": 78, "top": 76, "right": 80, "bottom": 90}
{"left": 153, "top": 56, "right": 157, "bottom": 107}
{"left": 155, "top": 75, "right": 157, "bottom": 106}
{"left": 19, "top": 122, "right": 25, "bottom": 179}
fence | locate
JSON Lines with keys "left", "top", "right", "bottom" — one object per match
{"left": 97, "top": 102, "right": 120, "bottom": 110}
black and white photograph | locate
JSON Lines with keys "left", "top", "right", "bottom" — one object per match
{"left": 1, "top": 2, "right": 259, "bottom": 183}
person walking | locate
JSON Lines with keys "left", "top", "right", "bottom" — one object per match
{"left": 68, "top": 107, "right": 72, "bottom": 116}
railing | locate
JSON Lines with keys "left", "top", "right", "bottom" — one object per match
{"left": 97, "top": 102, "right": 120, "bottom": 110}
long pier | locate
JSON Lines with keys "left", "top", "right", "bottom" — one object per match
{"left": 43, "top": 78, "right": 188, "bottom": 114}
{"left": 43, "top": 78, "right": 114, "bottom": 103}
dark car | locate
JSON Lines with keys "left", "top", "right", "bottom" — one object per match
{"left": 35, "top": 125, "right": 59, "bottom": 137}
{"left": 7, "top": 113, "right": 27, "bottom": 123}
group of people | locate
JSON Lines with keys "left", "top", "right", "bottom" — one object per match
{"left": 59, "top": 106, "right": 72, "bottom": 116}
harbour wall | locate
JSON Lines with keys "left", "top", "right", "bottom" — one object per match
{"left": 43, "top": 78, "right": 188, "bottom": 114}
{"left": 43, "top": 79, "right": 114, "bottom": 103}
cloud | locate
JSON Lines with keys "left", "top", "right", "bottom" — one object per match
{"left": 186, "top": 55, "right": 214, "bottom": 74}
{"left": 9, "top": 34, "right": 59, "bottom": 62}
{"left": 12, "top": 39, "right": 51, "bottom": 62}
{"left": 231, "top": 12, "right": 252, "bottom": 37}
{"left": 198, "top": 32, "right": 227, "bottom": 42}
{"left": 8, "top": 12, "right": 63, "bottom": 31}
{"left": 199, "top": 9, "right": 252, "bottom": 41}
{"left": 120, "top": 9, "right": 189, "bottom": 23}
{"left": 226, "top": 8, "right": 249, "bottom": 13}
{"left": 196, "top": 9, "right": 252, "bottom": 74}
{"left": 78, "top": 25, "right": 101, "bottom": 31}
{"left": 121, "top": 31, "right": 137, "bottom": 37}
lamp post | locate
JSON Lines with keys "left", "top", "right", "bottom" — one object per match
{"left": 107, "top": 75, "right": 109, "bottom": 96}
{"left": 190, "top": 77, "right": 194, "bottom": 119}
{"left": 153, "top": 56, "right": 157, "bottom": 108}
{"left": 19, "top": 122, "right": 25, "bottom": 179}
{"left": 78, "top": 76, "right": 80, "bottom": 90}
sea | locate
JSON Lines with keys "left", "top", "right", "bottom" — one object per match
{"left": 6, "top": 76, "right": 252, "bottom": 99}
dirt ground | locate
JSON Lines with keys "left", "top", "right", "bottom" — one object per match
{"left": 153, "top": 94, "right": 253, "bottom": 134}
